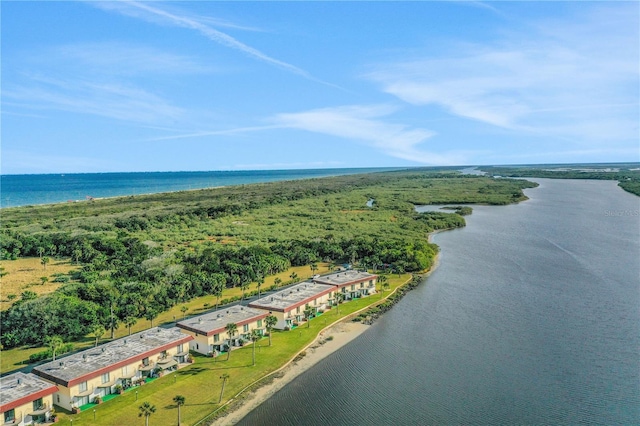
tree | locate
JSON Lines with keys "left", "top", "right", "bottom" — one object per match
{"left": 289, "top": 272, "right": 298, "bottom": 283}
{"left": 213, "top": 283, "right": 223, "bottom": 310}
{"left": 45, "top": 335, "right": 64, "bottom": 361}
{"left": 124, "top": 316, "right": 137, "bottom": 336}
{"left": 224, "top": 323, "right": 237, "bottom": 361}
{"left": 41, "top": 256, "right": 50, "bottom": 271}
{"left": 334, "top": 292, "right": 344, "bottom": 315}
{"left": 265, "top": 315, "right": 277, "bottom": 347}
{"left": 40, "top": 276, "right": 49, "bottom": 285}
{"left": 304, "top": 306, "right": 315, "bottom": 328}
{"left": 310, "top": 263, "right": 318, "bottom": 276}
{"left": 378, "top": 275, "right": 388, "bottom": 299}
{"left": 273, "top": 277, "right": 282, "bottom": 288}
{"left": 256, "top": 276, "right": 264, "bottom": 299}
{"left": 250, "top": 329, "right": 261, "bottom": 366}
{"left": 138, "top": 402, "right": 156, "bottom": 426}
{"left": 91, "top": 324, "right": 105, "bottom": 347}
{"left": 218, "top": 373, "right": 229, "bottom": 403}
{"left": 145, "top": 309, "right": 159, "bottom": 328}
{"left": 180, "top": 305, "right": 188, "bottom": 319}
{"left": 37, "top": 246, "right": 45, "bottom": 259}
{"left": 240, "top": 278, "right": 250, "bottom": 300}
{"left": 173, "top": 395, "right": 185, "bottom": 426}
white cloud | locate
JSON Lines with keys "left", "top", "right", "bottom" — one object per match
{"left": 271, "top": 104, "right": 470, "bottom": 165}
{"left": 367, "top": 4, "right": 639, "bottom": 143}
{"left": 93, "top": 1, "right": 330, "bottom": 85}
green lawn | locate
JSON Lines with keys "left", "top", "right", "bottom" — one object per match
{"left": 53, "top": 273, "right": 411, "bottom": 426}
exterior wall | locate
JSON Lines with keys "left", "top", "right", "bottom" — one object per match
{"left": 1, "top": 394, "right": 54, "bottom": 426}
{"left": 53, "top": 342, "right": 188, "bottom": 410}
{"left": 275, "top": 292, "right": 334, "bottom": 330}
{"left": 182, "top": 319, "right": 266, "bottom": 355}
{"left": 337, "top": 277, "right": 377, "bottom": 299}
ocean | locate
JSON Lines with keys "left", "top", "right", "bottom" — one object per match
{"left": 240, "top": 178, "right": 640, "bottom": 425}
{"left": 0, "top": 168, "right": 400, "bottom": 208}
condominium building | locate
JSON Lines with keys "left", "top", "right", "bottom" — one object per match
{"left": 249, "top": 281, "right": 334, "bottom": 329}
{"left": 313, "top": 270, "right": 378, "bottom": 299}
{"left": 32, "top": 327, "right": 192, "bottom": 411}
{"left": 0, "top": 372, "right": 58, "bottom": 425}
{"left": 177, "top": 305, "right": 268, "bottom": 355}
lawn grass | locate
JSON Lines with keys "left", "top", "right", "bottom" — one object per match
{"left": 0, "top": 264, "right": 332, "bottom": 374}
{"left": 51, "top": 273, "right": 411, "bottom": 426}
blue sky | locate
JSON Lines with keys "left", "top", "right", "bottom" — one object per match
{"left": 2, "top": 1, "right": 638, "bottom": 174}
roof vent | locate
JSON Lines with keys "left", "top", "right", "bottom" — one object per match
{"left": 226, "top": 310, "right": 229, "bottom": 315}
{"left": 124, "top": 339, "right": 128, "bottom": 344}
{"left": 217, "top": 314, "right": 222, "bottom": 318}
{"left": 157, "top": 328, "right": 161, "bottom": 333}
{"left": 59, "top": 361, "right": 65, "bottom": 368}
{"left": 17, "top": 378, "right": 22, "bottom": 385}
{"left": 83, "top": 354, "right": 88, "bottom": 361}
{"left": 240, "top": 307, "right": 244, "bottom": 311}
{"left": 198, "top": 318, "right": 203, "bottom": 324}
{"left": 101, "top": 347, "right": 106, "bottom": 352}
{"left": 271, "top": 297, "right": 274, "bottom": 301}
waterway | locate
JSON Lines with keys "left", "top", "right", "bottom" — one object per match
{"left": 239, "top": 179, "right": 640, "bottom": 425}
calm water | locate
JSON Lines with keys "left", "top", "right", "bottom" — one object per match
{"left": 240, "top": 179, "right": 640, "bottom": 425}
{"left": 0, "top": 167, "right": 398, "bottom": 208}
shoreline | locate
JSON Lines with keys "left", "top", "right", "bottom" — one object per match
{"left": 209, "top": 252, "right": 442, "bottom": 425}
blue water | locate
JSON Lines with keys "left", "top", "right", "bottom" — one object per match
{"left": 0, "top": 168, "right": 400, "bottom": 208}
{"left": 240, "top": 179, "right": 640, "bottom": 425}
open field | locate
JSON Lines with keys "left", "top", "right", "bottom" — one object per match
{"left": 49, "top": 273, "right": 411, "bottom": 426}
{"left": 0, "top": 257, "right": 77, "bottom": 310}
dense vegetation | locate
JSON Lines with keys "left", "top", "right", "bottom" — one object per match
{"left": 0, "top": 169, "right": 536, "bottom": 349}
{"left": 480, "top": 164, "right": 640, "bottom": 196}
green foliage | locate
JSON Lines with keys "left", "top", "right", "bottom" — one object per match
{"left": 0, "top": 170, "right": 535, "bottom": 348}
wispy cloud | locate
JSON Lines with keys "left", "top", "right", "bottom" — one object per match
{"left": 94, "top": 1, "right": 332, "bottom": 86}
{"left": 4, "top": 76, "right": 183, "bottom": 124}
{"left": 367, "top": 4, "right": 639, "bottom": 143}
{"left": 271, "top": 104, "right": 469, "bottom": 165}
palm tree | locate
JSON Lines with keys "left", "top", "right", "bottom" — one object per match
{"left": 37, "top": 246, "right": 45, "bottom": 259}
{"left": 91, "top": 324, "right": 105, "bottom": 347}
{"left": 265, "top": 315, "right": 277, "bottom": 346}
{"left": 180, "top": 305, "right": 188, "bottom": 319}
{"left": 138, "top": 402, "right": 156, "bottom": 426}
{"left": 310, "top": 263, "right": 318, "bottom": 276}
{"left": 218, "top": 373, "right": 230, "bottom": 403}
{"left": 213, "top": 283, "right": 223, "bottom": 310}
{"left": 304, "top": 306, "right": 315, "bottom": 328}
{"left": 124, "top": 316, "right": 137, "bottom": 336}
{"left": 334, "top": 292, "right": 344, "bottom": 315}
{"left": 41, "top": 256, "right": 50, "bottom": 271}
{"left": 240, "top": 278, "right": 250, "bottom": 300}
{"left": 173, "top": 395, "right": 185, "bottom": 426}
{"left": 273, "top": 277, "right": 282, "bottom": 288}
{"left": 224, "top": 323, "right": 238, "bottom": 360}
{"left": 250, "top": 329, "right": 261, "bottom": 366}
{"left": 256, "top": 276, "right": 264, "bottom": 299}
{"left": 378, "top": 275, "right": 388, "bottom": 298}
{"left": 45, "top": 335, "right": 64, "bottom": 361}
{"left": 145, "top": 309, "right": 158, "bottom": 328}
{"left": 289, "top": 272, "right": 298, "bottom": 283}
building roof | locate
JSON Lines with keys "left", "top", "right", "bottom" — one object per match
{"left": 249, "top": 281, "right": 334, "bottom": 312}
{"left": 0, "top": 372, "right": 58, "bottom": 413}
{"left": 177, "top": 305, "right": 267, "bottom": 336}
{"left": 32, "top": 327, "right": 192, "bottom": 388}
{"left": 313, "top": 270, "right": 377, "bottom": 287}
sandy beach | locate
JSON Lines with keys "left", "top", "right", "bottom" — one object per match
{"left": 208, "top": 321, "right": 370, "bottom": 425}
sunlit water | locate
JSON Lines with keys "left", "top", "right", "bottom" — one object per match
{"left": 240, "top": 179, "right": 640, "bottom": 425}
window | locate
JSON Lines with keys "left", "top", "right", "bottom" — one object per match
{"left": 257, "top": 319, "right": 263, "bottom": 327}
{"left": 142, "top": 357, "right": 149, "bottom": 366}
{"left": 79, "top": 381, "right": 88, "bottom": 392}
{"left": 313, "top": 299, "right": 317, "bottom": 306}
{"left": 214, "top": 333, "right": 220, "bottom": 343}
{"left": 33, "top": 398, "right": 44, "bottom": 410}
{"left": 160, "top": 350, "right": 167, "bottom": 359}
{"left": 342, "top": 287, "right": 346, "bottom": 293}
{"left": 243, "top": 324, "right": 249, "bottom": 333}
{"left": 360, "top": 282, "right": 364, "bottom": 288}
{"left": 296, "top": 306, "right": 301, "bottom": 313}
{"left": 351, "top": 284, "right": 355, "bottom": 291}
{"left": 369, "top": 280, "right": 373, "bottom": 286}
{"left": 4, "top": 409, "right": 15, "bottom": 423}
{"left": 196, "top": 343, "right": 199, "bottom": 350}
{"left": 57, "top": 395, "right": 60, "bottom": 403}
{"left": 122, "top": 366, "right": 129, "bottom": 376}
{"left": 101, "top": 372, "right": 110, "bottom": 384}
{"left": 176, "top": 344, "right": 183, "bottom": 353}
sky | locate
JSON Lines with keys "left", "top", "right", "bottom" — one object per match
{"left": 2, "top": 1, "right": 639, "bottom": 174}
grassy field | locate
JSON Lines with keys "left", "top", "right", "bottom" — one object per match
{"left": 0, "top": 257, "right": 77, "bottom": 310}
{"left": 50, "top": 273, "right": 411, "bottom": 426}
{"left": 0, "top": 264, "right": 331, "bottom": 374}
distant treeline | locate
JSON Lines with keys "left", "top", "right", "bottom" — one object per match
{"left": 481, "top": 165, "right": 640, "bottom": 196}
{"left": 1, "top": 170, "right": 536, "bottom": 349}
